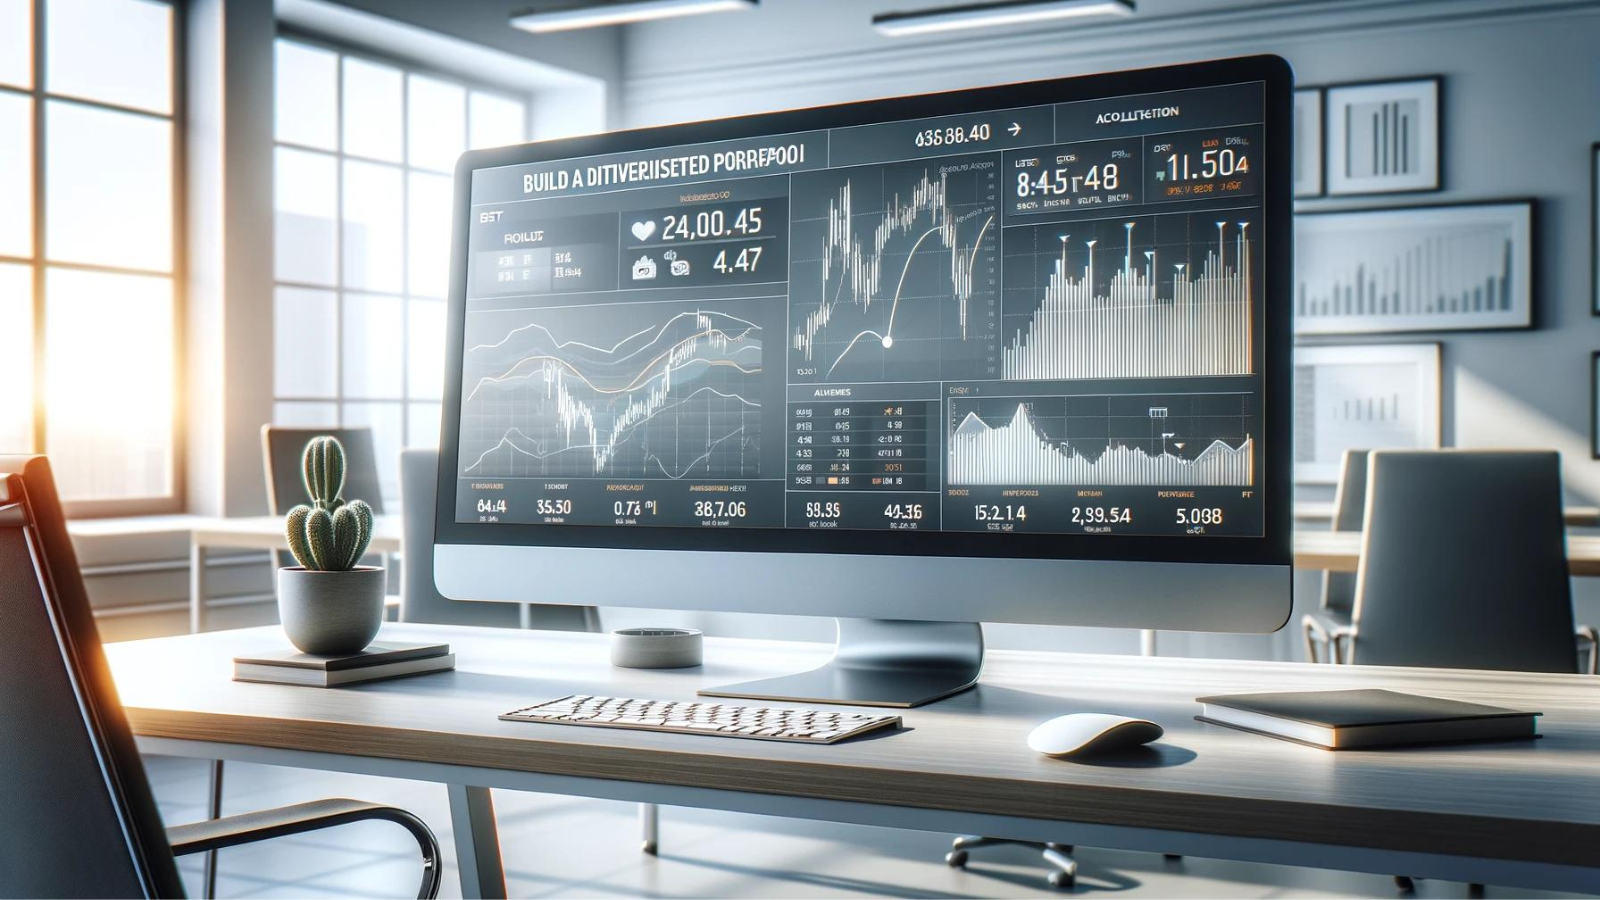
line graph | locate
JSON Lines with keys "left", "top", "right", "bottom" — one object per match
{"left": 458, "top": 298, "right": 781, "bottom": 480}
{"left": 1001, "top": 212, "right": 1254, "bottom": 381}
{"left": 788, "top": 154, "right": 1000, "bottom": 383}
{"left": 948, "top": 393, "right": 1255, "bottom": 487}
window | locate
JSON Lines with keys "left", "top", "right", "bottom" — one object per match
{"left": 0, "top": 0, "right": 181, "bottom": 513}
{"left": 271, "top": 37, "right": 528, "bottom": 506}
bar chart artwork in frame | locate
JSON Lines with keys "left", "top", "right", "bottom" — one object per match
{"left": 1294, "top": 201, "right": 1532, "bottom": 336}
{"left": 1326, "top": 77, "right": 1440, "bottom": 195}
{"left": 1294, "top": 344, "right": 1441, "bottom": 484}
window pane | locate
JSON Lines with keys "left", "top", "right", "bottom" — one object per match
{"left": 407, "top": 170, "right": 452, "bottom": 298}
{"left": 274, "top": 400, "right": 337, "bottom": 427}
{"left": 342, "top": 57, "right": 402, "bottom": 163}
{"left": 46, "top": 101, "right": 172, "bottom": 271}
{"left": 274, "top": 147, "right": 337, "bottom": 285}
{"left": 0, "top": 0, "right": 29, "bottom": 89}
{"left": 407, "top": 74, "right": 464, "bottom": 172}
{"left": 469, "top": 91, "right": 526, "bottom": 149}
{"left": 0, "top": 91, "right": 30, "bottom": 258}
{"left": 46, "top": 0, "right": 172, "bottom": 114}
{"left": 274, "top": 286, "right": 336, "bottom": 398}
{"left": 342, "top": 292, "right": 403, "bottom": 399}
{"left": 342, "top": 159, "right": 403, "bottom": 293}
{"left": 342, "top": 401, "right": 401, "bottom": 509}
{"left": 274, "top": 40, "right": 337, "bottom": 150}
{"left": 45, "top": 268, "right": 172, "bottom": 501}
{"left": 407, "top": 298, "right": 444, "bottom": 400}
{"left": 0, "top": 263, "right": 32, "bottom": 453}
{"left": 407, "top": 401, "right": 440, "bottom": 449}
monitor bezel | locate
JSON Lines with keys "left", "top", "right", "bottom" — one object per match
{"left": 434, "top": 55, "right": 1293, "bottom": 568}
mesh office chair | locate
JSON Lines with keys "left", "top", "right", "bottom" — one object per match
{"left": 400, "top": 450, "right": 660, "bottom": 853}
{"left": 1303, "top": 448, "right": 1368, "bottom": 663}
{"left": 0, "top": 456, "right": 441, "bottom": 899}
{"left": 1342, "top": 450, "right": 1598, "bottom": 893}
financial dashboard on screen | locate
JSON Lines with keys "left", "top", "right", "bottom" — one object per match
{"left": 453, "top": 79, "right": 1268, "bottom": 539}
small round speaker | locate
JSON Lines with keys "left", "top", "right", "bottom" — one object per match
{"left": 609, "top": 627, "right": 704, "bottom": 669}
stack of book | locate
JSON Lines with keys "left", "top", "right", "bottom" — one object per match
{"left": 1195, "top": 688, "right": 1540, "bottom": 750}
{"left": 233, "top": 642, "right": 455, "bottom": 687}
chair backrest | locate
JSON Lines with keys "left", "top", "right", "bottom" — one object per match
{"left": 399, "top": 449, "right": 594, "bottom": 631}
{"left": 261, "top": 426, "right": 386, "bottom": 515}
{"left": 0, "top": 456, "right": 185, "bottom": 898}
{"left": 1320, "top": 448, "right": 1370, "bottom": 616}
{"left": 1352, "top": 450, "right": 1576, "bottom": 672}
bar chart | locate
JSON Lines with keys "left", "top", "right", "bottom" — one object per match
{"left": 1001, "top": 213, "right": 1254, "bottom": 381}
{"left": 1295, "top": 202, "right": 1531, "bottom": 335}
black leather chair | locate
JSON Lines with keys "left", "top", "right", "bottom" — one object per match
{"left": 0, "top": 455, "right": 441, "bottom": 899}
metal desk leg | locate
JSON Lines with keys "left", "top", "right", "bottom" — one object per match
{"left": 202, "top": 759, "right": 224, "bottom": 898}
{"left": 447, "top": 784, "right": 506, "bottom": 900}
{"left": 190, "top": 543, "right": 206, "bottom": 634}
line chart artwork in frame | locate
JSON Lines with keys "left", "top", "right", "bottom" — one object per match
{"left": 1295, "top": 201, "right": 1532, "bottom": 336}
{"left": 1293, "top": 343, "right": 1440, "bottom": 484}
{"left": 1293, "top": 88, "right": 1323, "bottom": 198}
{"left": 1325, "top": 77, "right": 1440, "bottom": 195}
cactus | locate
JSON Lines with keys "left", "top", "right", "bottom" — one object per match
{"left": 284, "top": 436, "right": 374, "bottom": 571}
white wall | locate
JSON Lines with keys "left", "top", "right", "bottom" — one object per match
{"left": 600, "top": 0, "right": 1600, "bottom": 657}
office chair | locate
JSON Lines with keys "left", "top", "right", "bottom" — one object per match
{"left": 1303, "top": 448, "right": 1367, "bottom": 663}
{"left": 400, "top": 449, "right": 660, "bottom": 853}
{"left": 1340, "top": 450, "right": 1598, "bottom": 894}
{"left": 0, "top": 456, "right": 441, "bottom": 899}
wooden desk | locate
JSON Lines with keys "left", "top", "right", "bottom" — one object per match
{"left": 187, "top": 515, "right": 402, "bottom": 633}
{"left": 1296, "top": 531, "right": 1600, "bottom": 576}
{"left": 1295, "top": 501, "right": 1600, "bottom": 528}
{"left": 107, "top": 624, "right": 1600, "bottom": 897}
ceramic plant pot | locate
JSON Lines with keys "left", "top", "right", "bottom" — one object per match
{"left": 277, "top": 565, "right": 386, "bottom": 655}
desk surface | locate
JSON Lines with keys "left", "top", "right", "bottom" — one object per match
{"left": 1296, "top": 531, "right": 1600, "bottom": 575}
{"left": 1296, "top": 501, "right": 1600, "bottom": 527}
{"left": 107, "top": 623, "right": 1599, "bottom": 870}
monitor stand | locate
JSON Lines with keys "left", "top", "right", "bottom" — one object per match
{"left": 698, "top": 618, "right": 982, "bottom": 708}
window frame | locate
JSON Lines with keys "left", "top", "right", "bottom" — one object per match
{"left": 0, "top": 0, "right": 187, "bottom": 518}
{"left": 270, "top": 28, "right": 531, "bottom": 506}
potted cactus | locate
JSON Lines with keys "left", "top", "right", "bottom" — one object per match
{"left": 277, "top": 436, "right": 384, "bottom": 655}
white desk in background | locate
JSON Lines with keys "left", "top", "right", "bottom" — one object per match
{"left": 185, "top": 515, "right": 403, "bottom": 633}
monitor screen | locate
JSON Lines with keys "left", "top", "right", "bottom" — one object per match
{"left": 441, "top": 59, "right": 1289, "bottom": 563}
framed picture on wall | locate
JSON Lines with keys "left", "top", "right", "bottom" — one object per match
{"left": 1325, "top": 77, "right": 1441, "bottom": 195}
{"left": 1592, "top": 353, "right": 1600, "bottom": 458}
{"left": 1294, "top": 88, "right": 1323, "bottom": 198}
{"left": 1294, "top": 343, "right": 1441, "bottom": 484}
{"left": 1295, "top": 200, "right": 1533, "bottom": 336}
{"left": 1592, "top": 144, "right": 1599, "bottom": 316}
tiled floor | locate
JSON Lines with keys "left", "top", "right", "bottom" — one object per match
{"left": 144, "top": 756, "right": 1590, "bottom": 900}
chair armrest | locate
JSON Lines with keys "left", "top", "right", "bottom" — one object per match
{"left": 1303, "top": 611, "right": 1356, "bottom": 665}
{"left": 1578, "top": 625, "right": 1598, "bottom": 676}
{"left": 167, "top": 798, "right": 440, "bottom": 899}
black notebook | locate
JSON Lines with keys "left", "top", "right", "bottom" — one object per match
{"left": 233, "top": 642, "right": 454, "bottom": 687}
{"left": 1195, "top": 688, "right": 1540, "bottom": 750}
{"left": 234, "top": 642, "right": 449, "bottom": 671}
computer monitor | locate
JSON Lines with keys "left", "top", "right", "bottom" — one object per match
{"left": 434, "top": 56, "right": 1294, "bottom": 706}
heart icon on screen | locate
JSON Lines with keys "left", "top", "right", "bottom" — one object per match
{"left": 631, "top": 220, "right": 657, "bottom": 242}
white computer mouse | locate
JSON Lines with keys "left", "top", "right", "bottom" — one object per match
{"left": 1027, "top": 713, "right": 1164, "bottom": 758}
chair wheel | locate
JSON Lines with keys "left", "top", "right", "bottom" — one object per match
{"left": 945, "top": 850, "right": 968, "bottom": 868}
{"left": 641, "top": 840, "right": 658, "bottom": 856}
{"left": 1394, "top": 875, "right": 1415, "bottom": 892}
{"left": 1048, "top": 870, "right": 1075, "bottom": 889}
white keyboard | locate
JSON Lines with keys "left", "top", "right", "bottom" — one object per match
{"left": 500, "top": 695, "right": 902, "bottom": 744}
